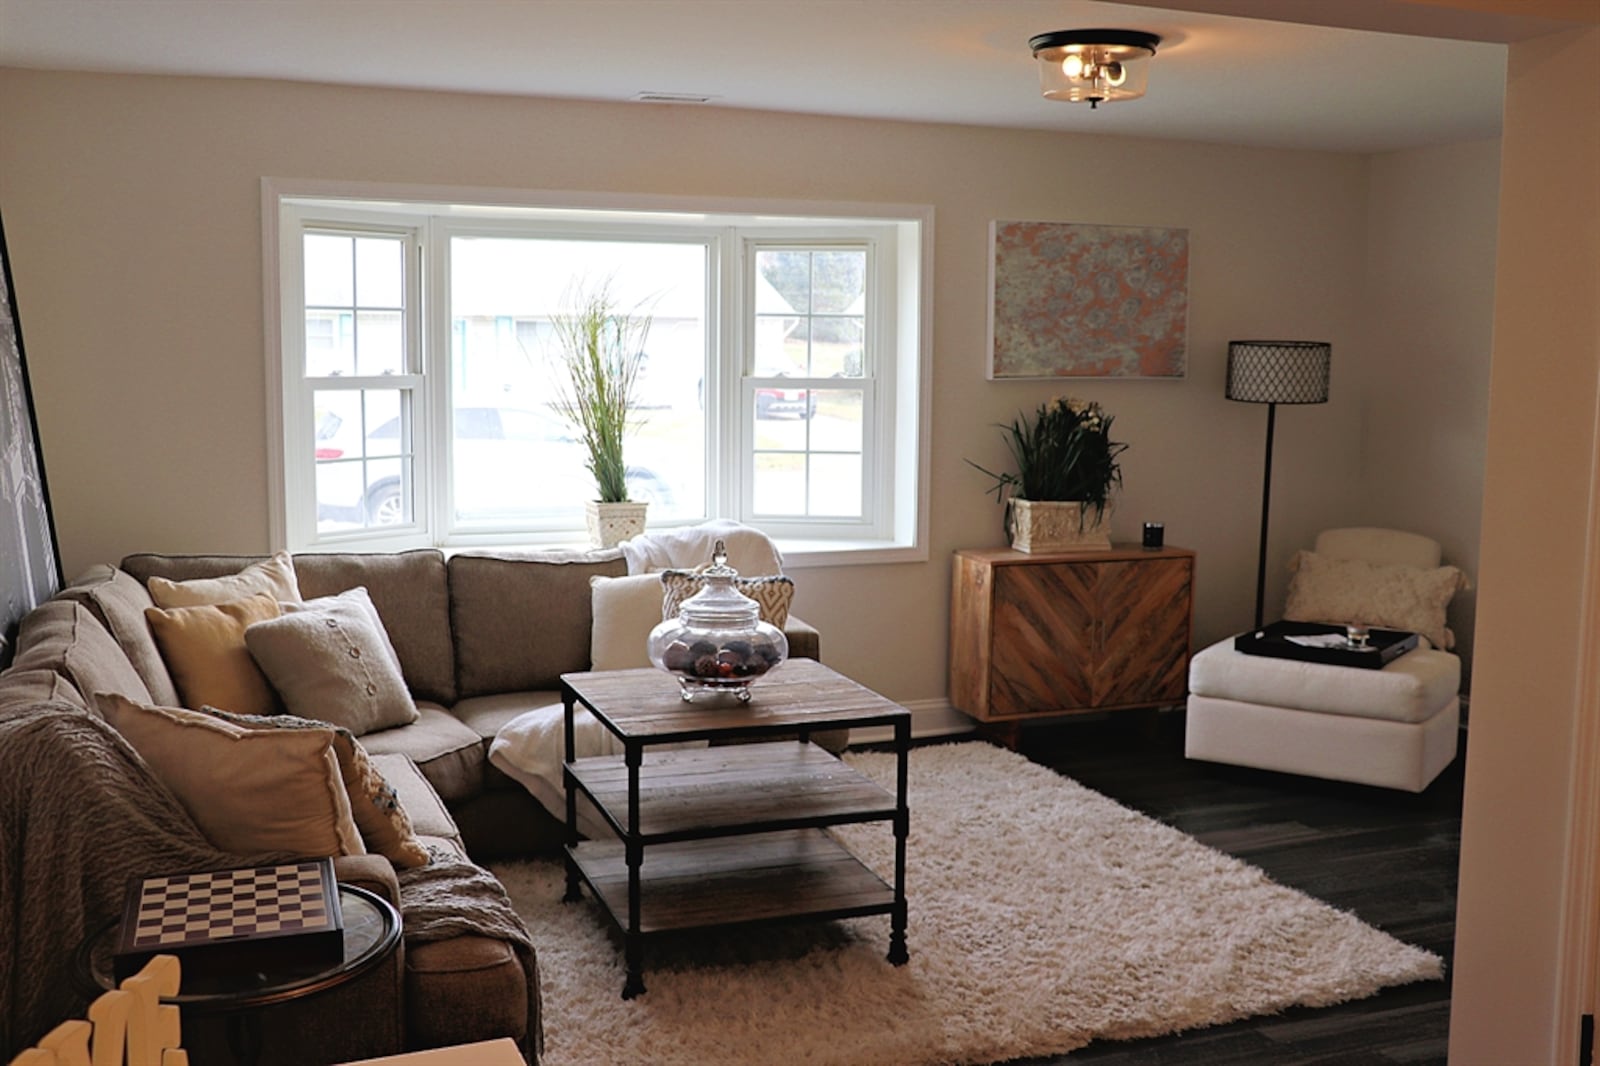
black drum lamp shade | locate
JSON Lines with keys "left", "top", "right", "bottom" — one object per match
{"left": 1226, "top": 340, "right": 1332, "bottom": 629}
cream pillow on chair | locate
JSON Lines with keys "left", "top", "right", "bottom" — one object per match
{"left": 1283, "top": 550, "right": 1469, "bottom": 650}
{"left": 96, "top": 692, "right": 365, "bottom": 858}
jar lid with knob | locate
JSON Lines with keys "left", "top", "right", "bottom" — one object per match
{"left": 646, "top": 540, "right": 789, "bottom": 702}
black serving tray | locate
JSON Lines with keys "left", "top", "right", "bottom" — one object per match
{"left": 1235, "top": 620, "right": 1420, "bottom": 670}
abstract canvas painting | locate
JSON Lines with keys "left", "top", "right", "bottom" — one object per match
{"left": 988, "top": 220, "right": 1189, "bottom": 379}
{"left": 0, "top": 212, "right": 61, "bottom": 667}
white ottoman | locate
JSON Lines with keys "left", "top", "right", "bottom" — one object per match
{"left": 1184, "top": 636, "right": 1461, "bottom": 792}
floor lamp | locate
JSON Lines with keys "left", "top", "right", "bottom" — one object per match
{"left": 1225, "top": 340, "right": 1332, "bottom": 630}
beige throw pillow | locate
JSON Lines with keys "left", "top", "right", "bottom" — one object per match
{"left": 145, "top": 593, "right": 283, "bottom": 715}
{"left": 589, "top": 573, "right": 666, "bottom": 671}
{"left": 204, "top": 707, "right": 430, "bottom": 869}
{"left": 1283, "top": 550, "right": 1469, "bottom": 650}
{"left": 244, "top": 586, "right": 419, "bottom": 737}
{"left": 96, "top": 692, "right": 365, "bottom": 858}
{"left": 660, "top": 569, "right": 794, "bottom": 628}
{"left": 147, "top": 550, "right": 303, "bottom": 608}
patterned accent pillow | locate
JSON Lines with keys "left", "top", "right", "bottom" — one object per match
{"left": 1283, "top": 550, "right": 1469, "bottom": 650}
{"left": 204, "top": 706, "right": 431, "bottom": 869}
{"left": 659, "top": 569, "right": 794, "bottom": 628}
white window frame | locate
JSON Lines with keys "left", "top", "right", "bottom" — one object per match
{"left": 263, "top": 179, "right": 933, "bottom": 566}
{"left": 273, "top": 205, "right": 430, "bottom": 553}
{"left": 737, "top": 234, "right": 892, "bottom": 541}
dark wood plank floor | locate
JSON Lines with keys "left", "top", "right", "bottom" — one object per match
{"left": 980, "top": 709, "right": 1464, "bottom": 1066}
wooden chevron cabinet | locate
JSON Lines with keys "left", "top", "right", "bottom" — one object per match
{"left": 949, "top": 545, "right": 1195, "bottom": 746}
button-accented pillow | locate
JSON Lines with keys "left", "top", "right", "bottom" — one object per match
{"left": 144, "top": 593, "right": 283, "bottom": 715}
{"left": 96, "top": 692, "right": 365, "bottom": 858}
{"left": 244, "top": 586, "right": 419, "bottom": 737}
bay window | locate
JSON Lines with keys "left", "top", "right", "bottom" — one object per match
{"left": 268, "top": 184, "right": 929, "bottom": 563}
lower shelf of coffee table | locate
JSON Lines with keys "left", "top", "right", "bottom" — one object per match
{"left": 568, "top": 740, "right": 896, "bottom": 842}
{"left": 568, "top": 828, "right": 894, "bottom": 935}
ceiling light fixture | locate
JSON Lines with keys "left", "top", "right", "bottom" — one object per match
{"left": 1028, "top": 29, "right": 1161, "bottom": 109}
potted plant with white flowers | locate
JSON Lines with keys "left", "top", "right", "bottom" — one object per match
{"left": 549, "top": 280, "right": 655, "bottom": 547}
{"left": 967, "top": 396, "right": 1127, "bottom": 552}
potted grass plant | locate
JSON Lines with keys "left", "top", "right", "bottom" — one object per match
{"left": 967, "top": 396, "right": 1127, "bottom": 552}
{"left": 549, "top": 280, "right": 654, "bottom": 547}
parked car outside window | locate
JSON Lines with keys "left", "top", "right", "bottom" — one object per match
{"left": 315, "top": 404, "right": 674, "bottom": 530}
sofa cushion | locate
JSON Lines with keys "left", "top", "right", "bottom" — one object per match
{"left": 1188, "top": 638, "right": 1460, "bottom": 724}
{"left": 144, "top": 593, "right": 282, "bottom": 715}
{"left": 0, "top": 667, "right": 89, "bottom": 714}
{"left": 404, "top": 937, "right": 529, "bottom": 1053}
{"left": 96, "top": 692, "right": 365, "bottom": 857}
{"left": 146, "top": 550, "right": 302, "bottom": 608}
{"left": 123, "top": 551, "right": 456, "bottom": 705}
{"left": 449, "top": 550, "right": 627, "bottom": 698}
{"left": 589, "top": 573, "right": 663, "bottom": 671}
{"left": 358, "top": 702, "right": 484, "bottom": 804}
{"left": 368, "top": 751, "right": 465, "bottom": 855}
{"left": 207, "top": 709, "right": 432, "bottom": 869}
{"left": 57, "top": 565, "right": 181, "bottom": 707}
{"left": 12, "top": 599, "right": 153, "bottom": 711}
{"left": 453, "top": 690, "right": 565, "bottom": 792}
{"left": 785, "top": 614, "right": 821, "bottom": 663}
{"left": 246, "top": 587, "right": 419, "bottom": 736}
{"left": 294, "top": 551, "right": 457, "bottom": 705}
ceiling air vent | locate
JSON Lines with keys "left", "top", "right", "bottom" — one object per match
{"left": 632, "top": 91, "right": 718, "bottom": 104}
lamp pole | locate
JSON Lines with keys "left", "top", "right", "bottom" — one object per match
{"left": 1253, "top": 402, "right": 1277, "bottom": 631}
{"left": 1225, "top": 339, "right": 1332, "bottom": 633}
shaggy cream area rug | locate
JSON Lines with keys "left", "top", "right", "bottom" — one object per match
{"left": 491, "top": 741, "right": 1441, "bottom": 1066}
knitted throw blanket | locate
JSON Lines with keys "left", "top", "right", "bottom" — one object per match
{"left": 0, "top": 705, "right": 541, "bottom": 1063}
{"left": 398, "top": 845, "right": 543, "bottom": 1061}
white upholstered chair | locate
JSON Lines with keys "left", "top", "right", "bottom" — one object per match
{"left": 1184, "top": 527, "right": 1465, "bottom": 792}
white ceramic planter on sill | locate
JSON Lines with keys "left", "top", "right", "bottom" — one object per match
{"left": 586, "top": 500, "right": 648, "bottom": 548}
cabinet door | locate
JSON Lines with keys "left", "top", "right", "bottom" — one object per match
{"left": 988, "top": 561, "right": 1097, "bottom": 716}
{"left": 1092, "top": 558, "right": 1193, "bottom": 707}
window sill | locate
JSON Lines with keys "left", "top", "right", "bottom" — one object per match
{"left": 774, "top": 538, "right": 928, "bottom": 569}
{"left": 435, "top": 534, "right": 927, "bottom": 569}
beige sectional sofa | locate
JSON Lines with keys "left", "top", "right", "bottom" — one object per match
{"left": 0, "top": 545, "right": 821, "bottom": 1065}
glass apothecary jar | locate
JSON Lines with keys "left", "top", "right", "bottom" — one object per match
{"left": 646, "top": 543, "right": 788, "bottom": 702}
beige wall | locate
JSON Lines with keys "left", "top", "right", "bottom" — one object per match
{"left": 1361, "top": 138, "right": 1500, "bottom": 674}
{"left": 1449, "top": 26, "right": 1600, "bottom": 1063}
{"left": 0, "top": 68, "right": 1493, "bottom": 714}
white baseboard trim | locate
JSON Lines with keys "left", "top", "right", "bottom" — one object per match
{"left": 848, "top": 698, "right": 976, "bottom": 746}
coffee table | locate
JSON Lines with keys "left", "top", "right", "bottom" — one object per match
{"left": 559, "top": 657, "right": 912, "bottom": 998}
{"left": 80, "top": 883, "right": 401, "bottom": 1066}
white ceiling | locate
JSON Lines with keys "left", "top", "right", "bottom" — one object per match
{"left": 0, "top": 0, "right": 1584, "bottom": 153}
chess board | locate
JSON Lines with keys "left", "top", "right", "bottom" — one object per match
{"left": 113, "top": 859, "right": 345, "bottom": 981}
